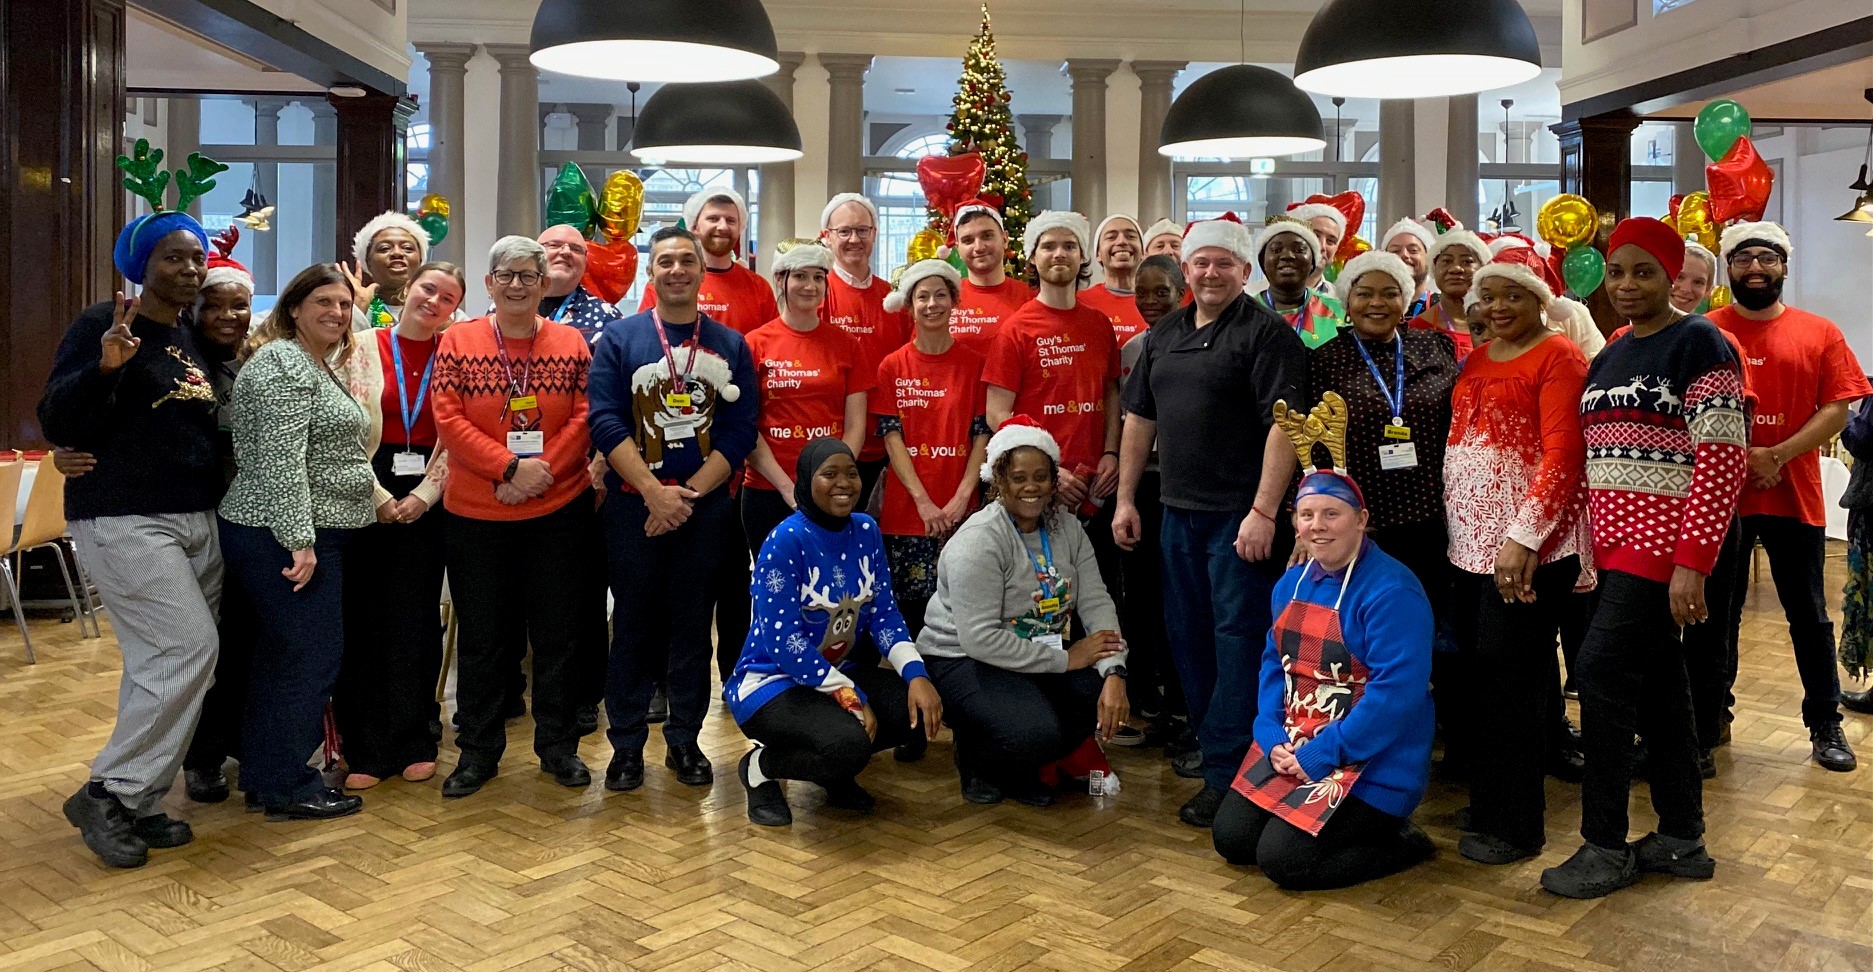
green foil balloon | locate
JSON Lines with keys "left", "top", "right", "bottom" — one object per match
{"left": 1694, "top": 99, "right": 1751, "bottom": 162}
{"left": 545, "top": 162, "right": 598, "bottom": 236}
{"left": 1561, "top": 244, "right": 1605, "bottom": 297}
{"left": 417, "top": 212, "right": 449, "bottom": 246}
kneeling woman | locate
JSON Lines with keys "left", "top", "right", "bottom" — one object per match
{"left": 1212, "top": 395, "right": 1435, "bottom": 890}
{"left": 917, "top": 417, "right": 1130, "bottom": 806}
{"left": 726, "top": 439, "right": 944, "bottom": 826}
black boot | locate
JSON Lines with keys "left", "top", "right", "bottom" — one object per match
{"left": 740, "top": 750, "right": 791, "bottom": 826}
{"left": 62, "top": 784, "right": 148, "bottom": 868}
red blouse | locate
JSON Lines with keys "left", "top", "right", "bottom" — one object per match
{"left": 377, "top": 329, "right": 439, "bottom": 449}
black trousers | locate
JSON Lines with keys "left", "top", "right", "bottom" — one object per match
{"left": 335, "top": 466, "right": 446, "bottom": 778}
{"left": 1456, "top": 557, "right": 1577, "bottom": 850}
{"left": 1119, "top": 471, "right": 1180, "bottom": 716}
{"left": 182, "top": 565, "right": 258, "bottom": 774}
{"left": 444, "top": 496, "right": 598, "bottom": 768}
{"left": 604, "top": 489, "right": 731, "bottom": 753}
{"left": 1727, "top": 514, "right": 1839, "bottom": 728}
{"left": 1212, "top": 789, "right": 1425, "bottom": 891}
{"left": 220, "top": 518, "right": 353, "bottom": 805}
{"left": 925, "top": 655, "right": 1101, "bottom": 786}
{"left": 1577, "top": 569, "right": 1704, "bottom": 849}
{"left": 713, "top": 491, "right": 754, "bottom": 683}
{"left": 739, "top": 664, "right": 914, "bottom": 785}
{"left": 741, "top": 487, "right": 794, "bottom": 562}
{"left": 1686, "top": 516, "right": 1743, "bottom": 747}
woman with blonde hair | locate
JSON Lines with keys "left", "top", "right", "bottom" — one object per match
{"left": 218, "top": 263, "right": 378, "bottom": 820}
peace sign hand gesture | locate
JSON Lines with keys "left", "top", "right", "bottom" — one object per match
{"left": 338, "top": 260, "right": 378, "bottom": 310}
{"left": 99, "top": 292, "right": 142, "bottom": 374}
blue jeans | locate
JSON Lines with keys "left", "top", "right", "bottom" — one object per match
{"left": 1160, "top": 506, "right": 1279, "bottom": 790}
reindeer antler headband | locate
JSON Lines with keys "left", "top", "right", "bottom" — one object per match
{"left": 1274, "top": 391, "right": 1349, "bottom": 474}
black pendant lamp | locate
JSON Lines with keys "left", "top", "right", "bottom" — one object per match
{"left": 531, "top": 0, "right": 781, "bottom": 83}
{"left": 1159, "top": 64, "right": 1326, "bottom": 159}
{"left": 1294, "top": 0, "right": 1542, "bottom": 99}
{"left": 631, "top": 80, "right": 802, "bottom": 165}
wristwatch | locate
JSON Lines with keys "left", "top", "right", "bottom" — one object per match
{"left": 502, "top": 457, "right": 520, "bottom": 482}
{"left": 1106, "top": 665, "right": 1128, "bottom": 680}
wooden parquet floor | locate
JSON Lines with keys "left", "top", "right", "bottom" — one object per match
{"left": 3, "top": 552, "right": 1873, "bottom": 972}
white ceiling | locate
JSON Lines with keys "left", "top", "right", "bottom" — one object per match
{"left": 1644, "top": 57, "right": 1873, "bottom": 121}
{"left": 126, "top": 8, "right": 325, "bottom": 93}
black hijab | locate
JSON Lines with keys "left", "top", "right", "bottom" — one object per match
{"left": 795, "top": 437, "right": 855, "bottom": 532}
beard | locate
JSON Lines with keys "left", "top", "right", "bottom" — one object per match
{"left": 1732, "top": 275, "right": 1784, "bottom": 310}
{"left": 701, "top": 234, "right": 736, "bottom": 257}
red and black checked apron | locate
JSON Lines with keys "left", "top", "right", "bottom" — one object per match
{"left": 1230, "top": 555, "right": 1371, "bottom": 836}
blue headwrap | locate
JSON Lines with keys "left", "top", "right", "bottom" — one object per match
{"left": 1295, "top": 470, "right": 1365, "bottom": 511}
{"left": 113, "top": 212, "right": 208, "bottom": 285}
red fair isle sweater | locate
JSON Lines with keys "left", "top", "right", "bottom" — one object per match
{"left": 1580, "top": 315, "right": 1746, "bottom": 582}
{"left": 431, "top": 315, "right": 593, "bottom": 521}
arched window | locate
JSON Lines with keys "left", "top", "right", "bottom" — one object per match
{"left": 894, "top": 133, "right": 951, "bottom": 159}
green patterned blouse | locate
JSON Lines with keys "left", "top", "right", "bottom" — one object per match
{"left": 219, "top": 338, "right": 377, "bottom": 550}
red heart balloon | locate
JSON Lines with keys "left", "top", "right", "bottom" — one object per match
{"left": 916, "top": 152, "right": 987, "bottom": 222}
{"left": 1293, "top": 191, "right": 1367, "bottom": 262}
{"left": 1706, "top": 136, "right": 1773, "bottom": 224}
{"left": 581, "top": 239, "right": 638, "bottom": 305}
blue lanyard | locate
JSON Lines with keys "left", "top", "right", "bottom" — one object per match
{"left": 551, "top": 293, "right": 574, "bottom": 323}
{"left": 1407, "top": 293, "right": 1430, "bottom": 319}
{"left": 389, "top": 331, "right": 435, "bottom": 447}
{"left": 1353, "top": 334, "right": 1407, "bottom": 422}
{"left": 1258, "top": 290, "right": 1304, "bottom": 325}
{"left": 1010, "top": 514, "right": 1057, "bottom": 604}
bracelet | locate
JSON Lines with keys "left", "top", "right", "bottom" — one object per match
{"left": 502, "top": 457, "right": 520, "bottom": 482}
{"left": 1249, "top": 506, "right": 1276, "bottom": 524}
{"left": 1102, "top": 450, "right": 1119, "bottom": 459}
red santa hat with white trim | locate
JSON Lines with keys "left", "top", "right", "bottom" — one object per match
{"left": 980, "top": 414, "right": 1061, "bottom": 482}
{"left": 684, "top": 188, "right": 749, "bottom": 253}
{"left": 820, "top": 192, "right": 880, "bottom": 231}
{"left": 1429, "top": 229, "right": 1491, "bottom": 268}
{"left": 1380, "top": 217, "right": 1435, "bottom": 252}
{"left": 204, "top": 226, "right": 254, "bottom": 295}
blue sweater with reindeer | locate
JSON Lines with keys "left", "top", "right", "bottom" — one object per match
{"left": 725, "top": 511, "right": 926, "bottom": 724}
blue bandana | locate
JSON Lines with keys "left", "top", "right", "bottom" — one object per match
{"left": 1295, "top": 470, "right": 1365, "bottom": 511}
{"left": 113, "top": 212, "right": 208, "bottom": 285}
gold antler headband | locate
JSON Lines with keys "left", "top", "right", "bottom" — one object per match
{"left": 1273, "top": 391, "right": 1348, "bottom": 474}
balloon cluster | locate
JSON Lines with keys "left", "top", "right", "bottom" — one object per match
{"left": 1655, "top": 100, "right": 1772, "bottom": 310}
{"left": 904, "top": 151, "right": 987, "bottom": 280}
{"left": 546, "top": 162, "right": 644, "bottom": 304}
{"left": 413, "top": 193, "right": 451, "bottom": 246}
{"left": 1290, "top": 191, "right": 1371, "bottom": 283}
{"left": 1535, "top": 194, "right": 1606, "bottom": 296}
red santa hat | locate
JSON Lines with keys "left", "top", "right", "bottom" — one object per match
{"left": 1092, "top": 213, "right": 1142, "bottom": 258}
{"left": 1024, "top": 210, "right": 1091, "bottom": 261}
{"left": 684, "top": 188, "right": 749, "bottom": 252}
{"left": 952, "top": 200, "right": 1005, "bottom": 233}
{"left": 1718, "top": 220, "right": 1793, "bottom": 263}
{"left": 203, "top": 226, "right": 254, "bottom": 295}
{"left": 1473, "top": 255, "right": 1591, "bottom": 331}
{"left": 1429, "top": 229, "right": 1491, "bottom": 268}
{"left": 980, "top": 415, "right": 1061, "bottom": 482}
{"left": 1380, "top": 217, "right": 1435, "bottom": 252}
{"left": 1334, "top": 250, "right": 1414, "bottom": 304}
{"left": 1183, "top": 217, "right": 1255, "bottom": 263}
{"left": 1608, "top": 216, "right": 1686, "bottom": 281}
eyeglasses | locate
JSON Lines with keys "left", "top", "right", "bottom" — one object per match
{"left": 493, "top": 270, "right": 543, "bottom": 286}
{"left": 827, "top": 226, "right": 875, "bottom": 241}
{"left": 542, "top": 240, "right": 587, "bottom": 255}
{"left": 1727, "top": 252, "right": 1783, "bottom": 270}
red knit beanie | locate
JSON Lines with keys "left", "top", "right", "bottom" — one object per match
{"left": 1607, "top": 217, "right": 1685, "bottom": 281}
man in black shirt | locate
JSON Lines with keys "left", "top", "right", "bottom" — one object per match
{"left": 1113, "top": 218, "right": 1307, "bottom": 828}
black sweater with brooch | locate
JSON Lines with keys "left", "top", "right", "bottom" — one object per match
{"left": 37, "top": 300, "right": 225, "bottom": 520}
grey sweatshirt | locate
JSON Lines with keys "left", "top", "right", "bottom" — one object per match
{"left": 916, "top": 500, "right": 1127, "bottom": 676}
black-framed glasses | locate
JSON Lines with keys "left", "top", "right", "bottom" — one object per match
{"left": 493, "top": 270, "right": 544, "bottom": 286}
{"left": 1728, "top": 252, "right": 1782, "bottom": 270}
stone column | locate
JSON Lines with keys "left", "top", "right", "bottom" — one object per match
{"left": 310, "top": 101, "right": 338, "bottom": 262}
{"left": 1501, "top": 120, "right": 1542, "bottom": 163}
{"left": 413, "top": 42, "right": 473, "bottom": 263}
{"left": 757, "top": 52, "right": 804, "bottom": 268}
{"left": 1378, "top": 100, "right": 1415, "bottom": 226}
{"left": 329, "top": 92, "right": 416, "bottom": 267}
{"left": 1131, "top": 60, "right": 1185, "bottom": 222}
{"left": 166, "top": 98, "right": 203, "bottom": 218}
{"left": 1017, "top": 114, "right": 1063, "bottom": 210}
{"left": 1445, "top": 94, "right": 1480, "bottom": 227}
{"left": 487, "top": 44, "right": 542, "bottom": 238}
{"left": 1673, "top": 122, "right": 1704, "bottom": 193}
{"left": 568, "top": 103, "right": 612, "bottom": 150}
{"left": 251, "top": 97, "right": 289, "bottom": 291}
{"left": 1326, "top": 118, "right": 1358, "bottom": 165}
{"left": 1064, "top": 59, "right": 1120, "bottom": 218}
{"left": 820, "top": 53, "right": 872, "bottom": 196}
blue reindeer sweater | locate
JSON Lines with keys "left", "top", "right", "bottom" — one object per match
{"left": 725, "top": 510, "right": 927, "bottom": 724}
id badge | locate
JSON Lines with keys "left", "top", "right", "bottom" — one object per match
{"left": 1037, "top": 597, "right": 1061, "bottom": 614}
{"left": 1382, "top": 422, "right": 1412, "bottom": 441}
{"left": 1379, "top": 442, "right": 1419, "bottom": 470}
{"left": 664, "top": 392, "right": 693, "bottom": 408}
{"left": 508, "top": 394, "right": 539, "bottom": 413}
{"left": 507, "top": 430, "right": 545, "bottom": 456}
{"left": 1035, "top": 633, "right": 1065, "bottom": 651}
{"left": 392, "top": 452, "right": 427, "bottom": 476}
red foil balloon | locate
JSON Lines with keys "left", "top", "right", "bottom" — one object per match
{"left": 916, "top": 152, "right": 987, "bottom": 223}
{"left": 582, "top": 239, "right": 638, "bottom": 306}
{"left": 1706, "top": 136, "right": 1774, "bottom": 224}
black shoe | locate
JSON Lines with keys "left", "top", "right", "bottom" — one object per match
{"left": 1006, "top": 777, "right": 1056, "bottom": 808}
{"left": 1540, "top": 842, "right": 1639, "bottom": 899}
{"left": 605, "top": 752, "right": 644, "bottom": 791}
{"left": 739, "top": 751, "right": 791, "bottom": 826}
{"left": 62, "top": 786, "right": 148, "bottom": 868}
{"left": 1140, "top": 720, "right": 1183, "bottom": 748}
{"left": 893, "top": 735, "right": 928, "bottom": 762}
{"left": 501, "top": 695, "right": 527, "bottom": 721}
{"left": 184, "top": 767, "right": 229, "bottom": 803}
{"left": 1698, "top": 748, "right": 1718, "bottom": 779}
{"left": 823, "top": 780, "right": 875, "bottom": 813}
{"left": 1171, "top": 748, "right": 1203, "bottom": 779}
{"left": 1843, "top": 689, "right": 1873, "bottom": 715}
{"left": 1547, "top": 745, "right": 1585, "bottom": 783}
{"left": 442, "top": 762, "right": 498, "bottom": 798}
{"left": 575, "top": 704, "right": 600, "bottom": 737}
{"left": 264, "top": 788, "right": 363, "bottom": 821}
{"left": 1459, "top": 833, "right": 1541, "bottom": 865}
{"left": 1632, "top": 832, "right": 1717, "bottom": 879}
{"left": 1716, "top": 721, "right": 1733, "bottom": 747}
{"left": 1179, "top": 785, "right": 1225, "bottom": 828}
{"left": 960, "top": 777, "right": 1003, "bottom": 805}
{"left": 1630, "top": 738, "right": 1651, "bottom": 780}
{"left": 664, "top": 743, "right": 714, "bottom": 786}
{"left": 1164, "top": 728, "right": 1198, "bottom": 758}
{"left": 646, "top": 687, "right": 669, "bottom": 724}
{"left": 1812, "top": 723, "right": 1857, "bottom": 772}
{"left": 131, "top": 813, "right": 194, "bottom": 849}
{"left": 1454, "top": 806, "right": 1476, "bottom": 832}
{"left": 244, "top": 791, "right": 263, "bottom": 813}
{"left": 542, "top": 755, "right": 591, "bottom": 788}
{"left": 1562, "top": 717, "right": 1582, "bottom": 748}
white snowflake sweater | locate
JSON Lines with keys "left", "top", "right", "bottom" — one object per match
{"left": 724, "top": 511, "right": 925, "bottom": 724}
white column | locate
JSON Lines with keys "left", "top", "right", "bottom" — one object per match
{"left": 1673, "top": 123, "right": 1704, "bottom": 193}
{"left": 1017, "top": 114, "right": 1063, "bottom": 211}
{"left": 1064, "top": 59, "right": 1120, "bottom": 218}
{"left": 1445, "top": 94, "right": 1480, "bottom": 227}
{"left": 1412, "top": 98, "right": 1449, "bottom": 219}
{"left": 753, "top": 52, "right": 803, "bottom": 269}
{"left": 310, "top": 101, "right": 338, "bottom": 262}
{"left": 1131, "top": 60, "right": 1183, "bottom": 222}
{"left": 251, "top": 97, "right": 288, "bottom": 291}
{"left": 1501, "top": 120, "right": 1542, "bottom": 164}
{"left": 166, "top": 98, "right": 202, "bottom": 219}
{"left": 819, "top": 53, "right": 872, "bottom": 197}
{"left": 486, "top": 43, "right": 541, "bottom": 239}
{"left": 1378, "top": 100, "right": 1415, "bottom": 226}
{"left": 413, "top": 42, "right": 473, "bottom": 264}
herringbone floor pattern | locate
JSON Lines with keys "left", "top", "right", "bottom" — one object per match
{"left": 3, "top": 553, "right": 1872, "bottom": 971}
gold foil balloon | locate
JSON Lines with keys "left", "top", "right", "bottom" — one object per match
{"left": 907, "top": 227, "right": 944, "bottom": 263}
{"left": 1536, "top": 194, "right": 1598, "bottom": 250}
{"left": 415, "top": 193, "right": 451, "bottom": 245}
{"left": 597, "top": 170, "right": 644, "bottom": 243}
{"left": 1676, "top": 190, "right": 1718, "bottom": 252}
{"left": 1707, "top": 284, "right": 1732, "bottom": 310}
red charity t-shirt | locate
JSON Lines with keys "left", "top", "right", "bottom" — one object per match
{"left": 743, "top": 319, "right": 872, "bottom": 490}
{"left": 1709, "top": 305, "right": 1872, "bottom": 526}
{"left": 639, "top": 262, "right": 778, "bottom": 335}
{"left": 950, "top": 278, "right": 1035, "bottom": 355}
{"left": 873, "top": 342, "right": 987, "bottom": 535}
{"left": 983, "top": 300, "right": 1121, "bottom": 474}
{"left": 822, "top": 273, "right": 911, "bottom": 461}
{"left": 376, "top": 328, "right": 439, "bottom": 448}
{"left": 1077, "top": 284, "right": 1150, "bottom": 346}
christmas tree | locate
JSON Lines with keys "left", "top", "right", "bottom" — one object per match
{"left": 932, "top": 4, "right": 1033, "bottom": 273}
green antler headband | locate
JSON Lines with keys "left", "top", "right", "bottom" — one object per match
{"left": 115, "top": 138, "right": 229, "bottom": 212}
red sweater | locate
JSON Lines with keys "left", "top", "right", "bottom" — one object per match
{"left": 431, "top": 316, "right": 592, "bottom": 521}
{"left": 640, "top": 261, "right": 777, "bottom": 336}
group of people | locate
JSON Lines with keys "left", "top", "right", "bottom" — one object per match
{"left": 38, "top": 182, "right": 1872, "bottom": 904}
